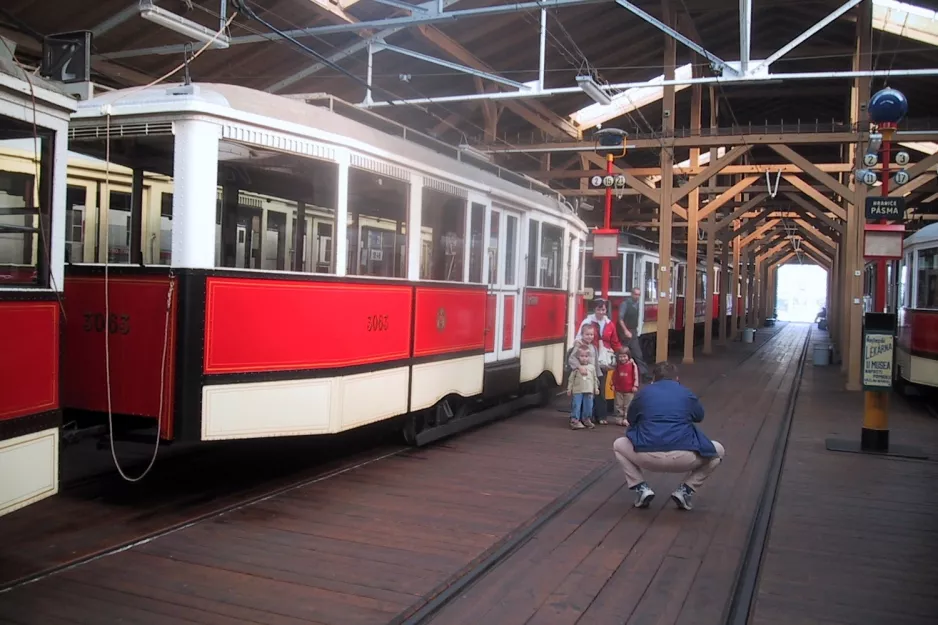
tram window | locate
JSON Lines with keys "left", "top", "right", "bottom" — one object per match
{"left": 212, "top": 145, "right": 339, "bottom": 274}
{"left": 488, "top": 210, "right": 500, "bottom": 284}
{"left": 526, "top": 219, "right": 539, "bottom": 287}
{"left": 540, "top": 223, "right": 563, "bottom": 289}
{"left": 421, "top": 186, "right": 466, "bottom": 282}
{"left": 584, "top": 253, "right": 623, "bottom": 293}
{"left": 916, "top": 248, "right": 938, "bottom": 308}
{"left": 900, "top": 253, "right": 910, "bottom": 307}
{"left": 156, "top": 192, "right": 173, "bottom": 266}
{"left": 505, "top": 214, "right": 518, "bottom": 286}
{"left": 64, "top": 186, "right": 87, "bottom": 264}
{"left": 645, "top": 261, "right": 657, "bottom": 301}
{"left": 0, "top": 126, "right": 54, "bottom": 286}
{"left": 624, "top": 253, "right": 635, "bottom": 292}
{"left": 348, "top": 168, "right": 407, "bottom": 279}
{"left": 468, "top": 202, "right": 484, "bottom": 283}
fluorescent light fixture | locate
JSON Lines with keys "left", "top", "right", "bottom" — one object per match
{"left": 873, "top": 0, "right": 938, "bottom": 47}
{"left": 139, "top": 0, "right": 230, "bottom": 50}
{"left": 571, "top": 64, "right": 693, "bottom": 130}
{"left": 576, "top": 75, "right": 612, "bottom": 106}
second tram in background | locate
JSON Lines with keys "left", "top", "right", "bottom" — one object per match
{"left": 577, "top": 238, "right": 737, "bottom": 356}
{"left": 891, "top": 222, "right": 938, "bottom": 391}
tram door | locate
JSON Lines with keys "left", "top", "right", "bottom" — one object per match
{"left": 485, "top": 206, "right": 523, "bottom": 364}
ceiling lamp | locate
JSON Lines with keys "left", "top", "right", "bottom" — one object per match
{"left": 575, "top": 75, "right": 612, "bottom": 106}
{"left": 139, "top": 0, "right": 230, "bottom": 50}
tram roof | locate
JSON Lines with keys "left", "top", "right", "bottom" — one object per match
{"left": 71, "top": 81, "right": 585, "bottom": 227}
{"left": 0, "top": 57, "right": 77, "bottom": 114}
{"left": 905, "top": 221, "right": 938, "bottom": 249}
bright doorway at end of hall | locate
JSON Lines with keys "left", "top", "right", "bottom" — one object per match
{"left": 776, "top": 263, "right": 828, "bottom": 323}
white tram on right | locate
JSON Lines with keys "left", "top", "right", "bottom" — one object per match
{"left": 895, "top": 222, "right": 938, "bottom": 389}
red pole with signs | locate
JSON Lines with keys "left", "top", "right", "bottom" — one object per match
{"left": 601, "top": 153, "right": 614, "bottom": 300}
{"left": 876, "top": 139, "right": 890, "bottom": 312}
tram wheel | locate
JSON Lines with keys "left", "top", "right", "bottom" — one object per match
{"left": 402, "top": 412, "right": 424, "bottom": 446}
{"left": 535, "top": 375, "right": 554, "bottom": 407}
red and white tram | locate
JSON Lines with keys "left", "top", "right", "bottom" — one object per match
{"left": 0, "top": 60, "right": 76, "bottom": 515}
{"left": 577, "top": 238, "right": 733, "bottom": 356}
{"left": 895, "top": 222, "right": 938, "bottom": 389}
{"left": 60, "top": 83, "right": 589, "bottom": 447}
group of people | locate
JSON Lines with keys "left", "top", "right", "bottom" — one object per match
{"left": 565, "top": 297, "right": 726, "bottom": 511}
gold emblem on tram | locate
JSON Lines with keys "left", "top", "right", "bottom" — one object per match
{"left": 436, "top": 307, "right": 447, "bottom": 331}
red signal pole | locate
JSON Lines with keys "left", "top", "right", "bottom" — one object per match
{"left": 601, "top": 152, "right": 614, "bottom": 300}
{"left": 876, "top": 138, "right": 890, "bottom": 312}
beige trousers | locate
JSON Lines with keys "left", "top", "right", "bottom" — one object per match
{"left": 612, "top": 436, "right": 725, "bottom": 490}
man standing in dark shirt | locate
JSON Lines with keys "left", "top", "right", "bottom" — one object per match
{"left": 618, "top": 288, "right": 649, "bottom": 381}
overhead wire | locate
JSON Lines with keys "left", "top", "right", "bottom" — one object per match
{"left": 200, "top": 0, "right": 556, "bottom": 167}
{"left": 96, "top": 10, "right": 238, "bottom": 483}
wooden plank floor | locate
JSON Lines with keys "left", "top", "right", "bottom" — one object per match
{"left": 0, "top": 322, "right": 796, "bottom": 625}
{"left": 421, "top": 322, "right": 809, "bottom": 625}
{"left": 750, "top": 329, "right": 938, "bottom": 625}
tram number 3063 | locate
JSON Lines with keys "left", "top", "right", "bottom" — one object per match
{"left": 83, "top": 313, "right": 131, "bottom": 335}
{"left": 367, "top": 314, "right": 390, "bottom": 332}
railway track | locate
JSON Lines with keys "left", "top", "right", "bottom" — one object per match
{"left": 1, "top": 322, "right": 797, "bottom": 621}
{"left": 393, "top": 323, "right": 808, "bottom": 625}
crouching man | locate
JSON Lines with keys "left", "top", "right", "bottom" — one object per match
{"left": 612, "top": 361, "right": 725, "bottom": 511}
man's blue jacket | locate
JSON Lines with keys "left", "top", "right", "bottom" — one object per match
{"left": 625, "top": 379, "right": 718, "bottom": 457}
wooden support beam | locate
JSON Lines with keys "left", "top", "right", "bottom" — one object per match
{"left": 656, "top": 0, "right": 677, "bottom": 364}
{"left": 758, "top": 239, "right": 790, "bottom": 263}
{"left": 889, "top": 172, "right": 937, "bottom": 198}
{"left": 891, "top": 151, "right": 938, "bottom": 188}
{"left": 793, "top": 218, "right": 837, "bottom": 251}
{"left": 712, "top": 193, "right": 769, "bottom": 233}
{"left": 769, "top": 144, "right": 853, "bottom": 200}
{"left": 801, "top": 247, "right": 832, "bottom": 269}
{"left": 698, "top": 176, "right": 759, "bottom": 221}
{"left": 523, "top": 162, "right": 857, "bottom": 180}
{"left": 844, "top": 0, "right": 871, "bottom": 390}
{"left": 683, "top": 82, "right": 703, "bottom": 364}
{"left": 800, "top": 239, "right": 833, "bottom": 264}
{"left": 784, "top": 192, "right": 845, "bottom": 235}
{"left": 703, "top": 84, "right": 718, "bottom": 355}
{"left": 782, "top": 174, "right": 848, "bottom": 221}
{"left": 672, "top": 145, "right": 751, "bottom": 204}
{"left": 740, "top": 219, "right": 781, "bottom": 248}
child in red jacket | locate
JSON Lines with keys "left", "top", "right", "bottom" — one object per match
{"left": 612, "top": 347, "right": 640, "bottom": 426}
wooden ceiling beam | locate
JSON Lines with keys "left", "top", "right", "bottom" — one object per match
{"left": 781, "top": 174, "right": 847, "bottom": 220}
{"left": 521, "top": 162, "right": 855, "bottom": 180}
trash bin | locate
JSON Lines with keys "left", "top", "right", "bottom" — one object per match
{"left": 743, "top": 328, "right": 755, "bottom": 343}
{"left": 813, "top": 343, "right": 831, "bottom": 366}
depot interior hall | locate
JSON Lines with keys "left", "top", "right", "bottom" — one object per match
{"left": 2, "top": 0, "right": 938, "bottom": 387}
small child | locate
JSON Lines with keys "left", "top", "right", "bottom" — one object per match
{"left": 567, "top": 347, "right": 599, "bottom": 430}
{"left": 612, "top": 347, "right": 640, "bottom": 427}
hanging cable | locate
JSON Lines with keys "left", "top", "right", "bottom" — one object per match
{"left": 101, "top": 11, "right": 237, "bottom": 483}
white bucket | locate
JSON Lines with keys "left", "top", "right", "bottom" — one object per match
{"left": 742, "top": 328, "right": 755, "bottom": 343}
{"left": 813, "top": 344, "right": 831, "bottom": 366}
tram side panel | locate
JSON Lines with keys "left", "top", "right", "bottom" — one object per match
{"left": 897, "top": 307, "right": 938, "bottom": 387}
{"left": 0, "top": 297, "right": 60, "bottom": 516}
{"left": 520, "top": 289, "right": 567, "bottom": 385}
{"left": 410, "top": 284, "right": 487, "bottom": 411}
{"left": 62, "top": 269, "right": 177, "bottom": 440}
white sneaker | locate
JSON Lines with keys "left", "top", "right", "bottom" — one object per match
{"left": 632, "top": 483, "right": 655, "bottom": 508}
{"left": 671, "top": 484, "right": 694, "bottom": 510}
